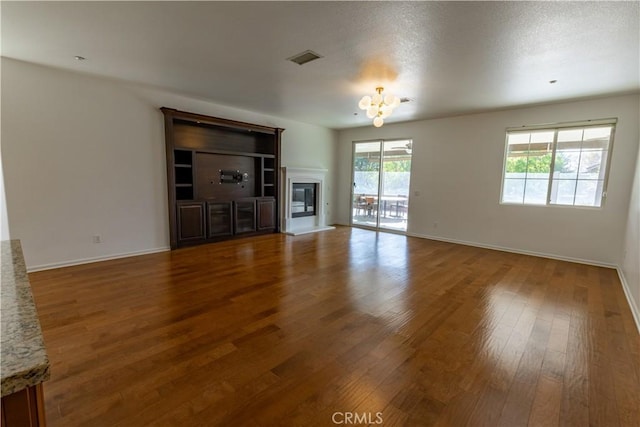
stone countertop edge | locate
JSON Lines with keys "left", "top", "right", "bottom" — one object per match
{"left": 1, "top": 240, "right": 50, "bottom": 397}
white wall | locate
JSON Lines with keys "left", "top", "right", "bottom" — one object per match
{"left": 337, "top": 94, "right": 640, "bottom": 266}
{"left": 1, "top": 58, "right": 336, "bottom": 269}
{"left": 0, "top": 66, "right": 9, "bottom": 241}
{"left": 621, "top": 133, "right": 640, "bottom": 329}
{"left": 0, "top": 146, "right": 10, "bottom": 241}
{"left": 0, "top": 51, "right": 9, "bottom": 241}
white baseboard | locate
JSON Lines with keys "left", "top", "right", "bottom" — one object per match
{"left": 616, "top": 268, "right": 640, "bottom": 334}
{"left": 283, "top": 225, "right": 336, "bottom": 236}
{"left": 27, "top": 246, "right": 170, "bottom": 273}
{"left": 339, "top": 223, "right": 616, "bottom": 268}
{"left": 406, "top": 231, "right": 638, "bottom": 334}
{"left": 405, "top": 231, "right": 617, "bottom": 268}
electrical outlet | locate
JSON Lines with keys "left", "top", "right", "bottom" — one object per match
{"left": 92, "top": 235, "right": 102, "bottom": 244}
{"left": 433, "top": 222, "right": 438, "bottom": 229}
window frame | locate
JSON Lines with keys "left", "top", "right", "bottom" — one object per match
{"left": 499, "top": 118, "right": 617, "bottom": 209}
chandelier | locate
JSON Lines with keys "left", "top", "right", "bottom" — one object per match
{"left": 358, "top": 87, "right": 401, "bottom": 127}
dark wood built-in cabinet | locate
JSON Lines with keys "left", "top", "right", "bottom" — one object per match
{"left": 257, "top": 198, "right": 276, "bottom": 230}
{"left": 162, "top": 107, "right": 283, "bottom": 249}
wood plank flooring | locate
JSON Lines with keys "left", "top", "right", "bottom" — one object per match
{"left": 28, "top": 227, "right": 640, "bottom": 426}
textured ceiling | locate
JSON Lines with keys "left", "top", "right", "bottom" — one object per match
{"left": 2, "top": 1, "right": 639, "bottom": 129}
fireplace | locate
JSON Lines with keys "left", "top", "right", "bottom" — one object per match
{"left": 291, "top": 183, "right": 316, "bottom": 218}
{"left": 281, "top": 167, "right": 335, "bottom": 235}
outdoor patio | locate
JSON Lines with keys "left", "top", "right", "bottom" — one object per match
{"left": 352, "top": 195, "right": 408, "bottom": 231}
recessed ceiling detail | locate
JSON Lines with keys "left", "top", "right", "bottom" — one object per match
{"left": 287, "top": 50, "right": 323, "bottom": 66}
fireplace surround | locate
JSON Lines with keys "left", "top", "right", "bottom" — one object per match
{"left": 281, "top": 167, "right": 335, "bottom": 235}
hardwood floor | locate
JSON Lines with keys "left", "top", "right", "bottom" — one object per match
{"left": 28, "top": 227, "right": 640, "bottom": 426}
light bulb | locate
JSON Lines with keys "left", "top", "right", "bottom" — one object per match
{"left": 358, "top": 96, "right": 371, "bottom": 110}
{"left": 391, "top": 96, "right": 401, "bottom": 108}
{"left": 373, "top": 116, "right": 384, "bottom": 127}
{"left": 366, "top": 105, "right": 379, "bottom": 118}
{"left": 372, "top": 92, "right": 383, "bottom": 105}
{"left": 380, "top": 105, "right": 392, "bottom": 119}
{"left": 384, "top": 94, "right": 396, "bottom": 106}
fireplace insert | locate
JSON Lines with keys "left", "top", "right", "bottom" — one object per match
{"left": 291, "top": 183, "right": 316, "bottom": 218}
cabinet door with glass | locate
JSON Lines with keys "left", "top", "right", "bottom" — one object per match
{"left": 234, "top": 199, "right": 257, "bottom": 234}
{"left": 207, "top": 201, "right": 233, "bottom": 238}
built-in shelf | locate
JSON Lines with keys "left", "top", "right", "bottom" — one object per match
{"left": 173, "top": 149, "right": 194, "bottom": 200}
{"left": 162, "top": 107, "right": 284, "bottom": 249}
{"left": 263, "top": 158, "right": 275, "bottom": 168}
{"left": 177, "top": 148, "right": 276, "bottom": 159}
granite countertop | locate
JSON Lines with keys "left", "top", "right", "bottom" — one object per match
{"left": 1, "top": 240, "right": 50, "bottom": 397}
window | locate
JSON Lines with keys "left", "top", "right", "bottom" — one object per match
{"left": 501, "top": 119, "right": 615, "bottom": 207}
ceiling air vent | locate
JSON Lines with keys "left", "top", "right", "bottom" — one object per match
{"left": 400, "top": 97, "right": 412, "bottom": 103}
{"left": 287, "top": 50, "right": 323, "bottom": 65}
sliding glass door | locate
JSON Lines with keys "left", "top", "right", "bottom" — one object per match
{"left": 351, "top": 139, "right": 412, "bottom": 232}
{"left": 352, "top": 141, "right": 381, "bottom": 228}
